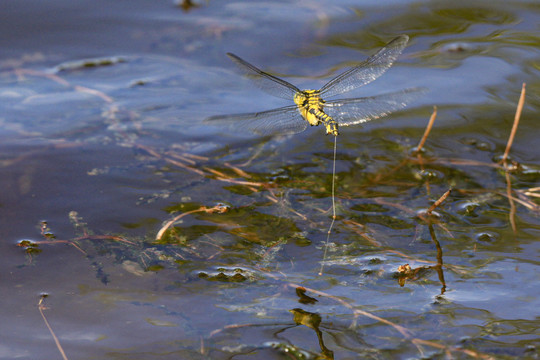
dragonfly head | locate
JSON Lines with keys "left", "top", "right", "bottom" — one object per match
{"left": 293, "top": 92, "right": 306, "bottom": 107}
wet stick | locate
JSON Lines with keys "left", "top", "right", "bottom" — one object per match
{"left": 156, "top": 204, "right": 230, "bottom": 241}
{"left": 415, "top": 106, "right": 437, "bottom": 154}
{"left": 502, "top": 83, "right": 526, "bottom": 233}
{"left": 319, "top": 135, "right": 338, "bottom": 276}
{"left": 426, "top": 188, "right": 452, "bottom": 216}
{"left": 38, "top": 295, "right": 69, "bottom": 360}
{"left": 415, "top": 107, "right": 438, "bottom": 195}
{"left": 501, "top": 83, "right": 526, "bottom": 166}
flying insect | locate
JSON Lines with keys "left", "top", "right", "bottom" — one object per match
{"left": 206, "top": 35, "right": 423, "bottom": 136}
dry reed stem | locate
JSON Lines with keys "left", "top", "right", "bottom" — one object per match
{"left": 166, "top": 152, "right": 198, "bottom": 165}
{"left": 137, "top": 144, "right": 268, "bottom": 189}
{"left": 38, "top": 295, "right": 69, "bottom": 360}
{"left": 501, "top": 83, "right": 526, "bottom": 166}
{"left": 501, "top": 83, "right": 526, "bottom": 233}
{"left": 181, "top": 153, "right": 209, "bottom": 161}
{"left": 203, "top": 167, "right": 264, "bottom": 187}
{"left": 524, "top": 191, "right": 540, "bottom": 199}
{"left": 156, "top": 205, "right": 228, "bottom": 241}
{"left": 427, "top": 188, "right": 451, "bottom": 215}
{"left": 165, "top": 157, "right": 206, "bottom": 176}
{"left": 225, "top": 162, "right": 252, "bottom": 178}
{"left": 513, "top": 193, "right": 540, "bottom": 211}
{"left": 200, "top": 336, "right": 206, "bottom": 356}
{"left": 415, "top": 106, "right": 437, "bottom": 153}
{"left": 428, "top": 158, "right": 500, "bottom": 168}
{"left": 69, "top": 235, "right": 134, "bottom": 246}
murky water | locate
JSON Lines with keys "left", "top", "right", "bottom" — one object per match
{"left": 1, "top": 1, "right": 539, "bottom": 359}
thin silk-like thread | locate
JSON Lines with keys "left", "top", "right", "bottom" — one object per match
{"left": 319, "top": 135, "right": 337, "bottom": 276}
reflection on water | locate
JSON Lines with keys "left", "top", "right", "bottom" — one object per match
{"left": 1, "top": 0, "right": 540, "bottom": 359}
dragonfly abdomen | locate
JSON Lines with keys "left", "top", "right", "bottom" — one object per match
{"left": 294, "top": 90, "right": 339, "bottom": 136}
{"left": 308, "top": 108, "right": 339, "bottom": 136}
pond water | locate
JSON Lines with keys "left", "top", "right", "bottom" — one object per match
{"left": 1, "top": 0, "right": 539, "bottom": 359}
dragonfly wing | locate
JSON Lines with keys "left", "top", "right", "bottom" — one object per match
{"left": 324, "top": 87, "right": 426, "bottom": 127}
{"left": 319, "top": 35, "right": 410, "bottom": 99}
{"left": 205, "top": 105, "right": 308, "bottom": 136}
{"left": 227, "top": 53, "right": 301, "bottom": 100}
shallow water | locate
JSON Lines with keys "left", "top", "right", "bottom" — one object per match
{"left": 1, "top": 1, "right": 539, "bottom": 359}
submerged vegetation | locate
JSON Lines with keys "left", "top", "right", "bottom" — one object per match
{"left": 9, "top": 54, "right": 536, "bottom": 358}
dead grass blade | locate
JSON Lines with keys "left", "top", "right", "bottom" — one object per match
{"left": 415, "top": 106, "right": 437, "bottom": 154}
{"left": 156, "top": 204, "right": 229, "bottom": 241}
{"left": 427, "top": 188, "right": 452, "bottom": 215}
{"left": 38, "top": 295, "right": 69, "bottom": 360}
{"left": 501, "top": 83, "right": 526, "bottom": 166}
{"left": 501, "top": 83, "right": 526, "bottom": 233}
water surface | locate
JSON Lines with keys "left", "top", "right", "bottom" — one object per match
{"left": 1, "top": 1, "right": 539, "bottom": 359}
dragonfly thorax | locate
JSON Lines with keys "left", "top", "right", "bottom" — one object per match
{"left": 294, "top": 90, "right": 339, "bottom": 136}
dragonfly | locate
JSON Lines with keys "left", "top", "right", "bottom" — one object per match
{"left": 206, "top": 34, "right": 424, "bottom": 136}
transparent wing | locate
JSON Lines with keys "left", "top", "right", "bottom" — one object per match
{"left": 324, "top": 87, "right": 426, "bottom": 127}
{"left": 319, "top": 35, "right": 409, "bottom": 99}
{"left": 227, "top": 53, "right": 301, "bottom": 100}
{"left": 205, "top": 105, "right": 308, "bottom": 135}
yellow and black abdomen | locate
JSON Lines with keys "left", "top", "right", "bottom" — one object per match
{"left": 294, "top": 90, "right": 339, "bottom": 136}
{"left": 308, "top": 108, "right": 339, "bottom": 136}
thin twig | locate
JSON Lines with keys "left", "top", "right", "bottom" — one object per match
{"left": 501, "top": 83, "right": 526, "bottom": 233}
{"left": 501, "top": 83, "right": 526, "bottom": 166}
{"left": 156, "top": 205, "right": 228, "bottom": 241}
{"left": 72, "top": 234, "right": 135, "bottom": 245}
{"left": 225, "top": 162, "right": 252, "bottom": 178}
{"left": 427, "top": 188, "right": 452, "bottom": 215}
{"left": 429, "top": 158, "right": 500, "bottom": 168}
{"left": 415, "top": 106, "right": 437, "bottom": 153}
{"left": 166, "top": 152, "right": 198, "bottom": 165}
{"left": 38, "top": 295, "right": 69, "bottom": 360}
{"left": 204, "top": 167, "right": 264, "bottom": 187}
{"left": 165, "top": 157, "right": 206, "bottom": 176}
{"left": 156, "top": 207, "right": 208, "bottom": 241}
